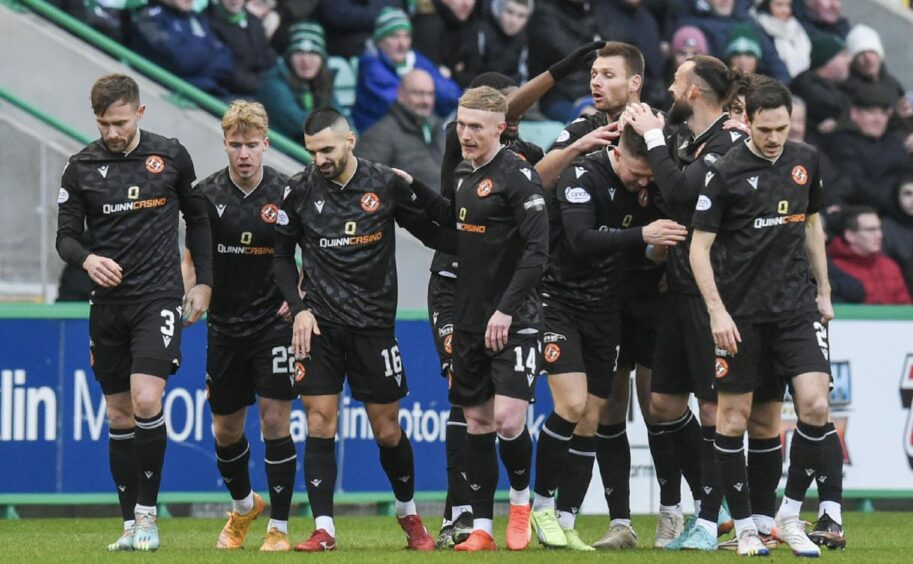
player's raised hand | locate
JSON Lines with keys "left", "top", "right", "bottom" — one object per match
{"left": 292, "top": 309, "right": 321, "bottom": 357}
{"left": 571, "top": 123, "right": 619, "bottom": 154}
{"left": 485, "top": 310, "right": 512, "bottom": 352}
{"left": 709, "top": 307, "right": 741, "bottom": 355}
{"left": 722, "top": 118, "right": 750, "bottom": 136}
{"left": 642, "top": 219, "right": 688, "bottom": 246}
{"left": 183, "top": 283, "right": 211, "bottom": 326}
{"left": 548, "top": 40, "right": 605, "bottom": 81}
{"left": 390, "top": 168, "right": 414, "bottom": 185}
{"left": 624, "top": 103, "right": 664, "bottom": 135}
{"left": 83, "top": 254, "right": 123, "bottom": 288}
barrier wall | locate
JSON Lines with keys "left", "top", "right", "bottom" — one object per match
{"left": 1, "top": 305, "right": 912, "bottom": 513}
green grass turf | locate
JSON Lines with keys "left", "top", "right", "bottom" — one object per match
{"left": 0, "top": 513, "right": 909, "bottom": 562}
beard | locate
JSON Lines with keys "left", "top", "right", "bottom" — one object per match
{"left": 320, "top": 153, "right": 348, "bottom": 180}
{"left": 666, "top": 97, "right": 694, "bottom": 125}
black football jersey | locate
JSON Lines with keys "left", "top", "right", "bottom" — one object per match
{"left": 692, "top": 140, "right": 823, "bottom": 321}
{"left": 431, "top": 124, "right": 544, "bottom": 277}
{"left": 541, "top": 148, "right": 663, "bottom": 311}
{"left": 649, "top": 115, "right": 746, "bottom": 295}
{"left": 56, "top": 130, "right": 211, "bottom": 304}
{"left": 197, "top": 166, "right": 289, "bottom": 338}
{"left": 445, "top": 148, "right": 550, "bottom": 332}
{"left": 276, "top": 158, "right": 451, "bottom": 329}
{"left": 549, "top": 111, "right": 613, "bottom": 151}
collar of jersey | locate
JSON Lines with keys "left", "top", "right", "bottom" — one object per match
{"left": 121, "top": 130, "right": 142, "bottom": 157}
{"left": 228, "top": 166, "right": 264, "bottom": 198}
{"left": 744, "top": 138, "right": 783, "bottom": 164}
{"left": 471, "top": 145, "right": 505, "bottom": 171}
{"left": 330, "top": 159, "right": 359, "bottom": 189}
{"left": 692, "top": 113, "right": 728, "bottom": 145}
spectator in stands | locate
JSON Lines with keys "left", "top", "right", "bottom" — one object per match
{"left": 752, "top": 0, "right": 811, "bottom": 77}
{"left": 882, "top": 175, "right": 913, "bottom": 295}
{"left": 674, "top": 0, "right": 791, "bottom": 82}
{"left": 207, "top": 0, "right": 276, "bottom": 97}
{"left": 789, "top": 33, "right": 851, "bottom": 133}
{"left": 316, "top": 0, "right": 404, "bottom": 58}
{"left": 477, "top": 0, "right": 532, "bottom": 84}
{"left": 527, "top": 0, "right": 601, "bottom": 123}
{"left": 827, "top": 206, "right": 912, "bottom": 304}
{"left": 51, "top": 0, "right": 130, "bottom": 43}
{"left": 130, "top": 0, "right": 234, "bottom": 96}
{"left": 247, "top": 0, "right": 281, "bottom": 40}
{"left": 357, "top": 69, "right": 446, "bottom": 190}
{"left": 664, "top": 25, "right": 709, "bottom": 100}
{"left": 797, "top": 0, "right": 849, "bottom": 39}
{"left": 725, "top": 23, "right": 762, "bottom": 76}
{"left": 412, "top": 0, "right": 483, "bottom": 89}
{"left": 595, "top": 0, "right": 667, "bottom": 108}
{"left": 257, "top": 22, "right": 336, "bottom": 140}
{"left": 825, "top": 84, "right": 912, "bottom": 215}
{"left": 353, "top": 7, "right": 461, "bottom": 132}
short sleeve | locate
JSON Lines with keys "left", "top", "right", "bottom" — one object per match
{"left": 691, "top": 167, "right": 726, "bottom": 233}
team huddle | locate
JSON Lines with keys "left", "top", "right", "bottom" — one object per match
{"left": 56, "top": 39, "right": 846, "bottom": 557}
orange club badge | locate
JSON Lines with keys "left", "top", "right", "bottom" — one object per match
{"left": 361, "top": 192, "right": 381, "bottom": 213}
{"left": 638, "top": 187, "right": 650, "bottom": 207}
{"left": 477, "top": 178, "right": 493, "bottom": 198}
{"left": 791, "top": 165, "right": 808, "bottom": 186}
{"left": 260, "top": 203, "right": 280, "bottom": 223}
{"left": 715, "top": 357, "right": 730, "bottom": 378}
{"left": 145, "top": 155, "right": 165, "bottom": 174}
{"left": 544, "top": 343, "right": 561, "bottom": 364}
{"left": 294, "top": 361, "right": 306, "bottom": 382}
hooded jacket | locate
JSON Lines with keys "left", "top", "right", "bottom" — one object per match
{"left": 827, "top": 236, "right": 911, "bottom": 304}
{"left": 881, "top": 185, "right": 913, "bottom": 294}
{"left": 412, "top": 0, "right": 483, "bottom": 88}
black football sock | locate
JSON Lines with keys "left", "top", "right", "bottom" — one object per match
{"left": 597, "top": 423, "right": 631, "bottom": 520}
{"left": 698, "top": 425, "right": 724, "bottom": 524}
{"left": 305, "top": 436, "right": 336, "bottom": 518}
{"left": 379, "top": 430, "right": 415, "bottom": 502}
{"left": 747, "top": 436, "right": 782, "bottom": 519}
{"left": 498, "top": 427, "right": 532, "bottom": 492}
{"left": 264, "top": 435, "right": 296, "bottom": 521}
{"left": 465, "top": 432, "right": 499, "bottom": 520}
{"left": 817, "top": 423, "right": 843, "bottom": 506}
{"left": 556, "top": 435, "right": 596, "bottom": 518}
{"left": 533, "top": 412, "right": 575, "bottom": 498}
{"left": 646, "top": 422, "right": 682, "bottom": 507}
{"left": 715, "top": 433, "right": 750, "bottom": 520}
{"left": 668, "top": 409, "right": 704, "bottom": 503}
{"left": 109, "top": 427, "right": 138, "bottom": 522}
{"left": 446, "top": 407, "right": 470, "bottom": 519}
{"left": 784, "top": 420, "right": 827, "bottom": 503}
{"left": 216, "top": 435, "right": 252, "bottom": 501}
{"left": 134, "top": 411, "right": 167, "bottom": 507}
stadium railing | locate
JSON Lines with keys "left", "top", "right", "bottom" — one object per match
{"left": 9, "top": 0, "right": 311, "bottom": 164}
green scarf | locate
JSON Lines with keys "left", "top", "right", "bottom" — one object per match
{"left": 214, "top": 2, "right": 247, "bottom": 26}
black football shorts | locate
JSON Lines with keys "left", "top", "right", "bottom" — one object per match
{"left": 89, "top": 298, "right": 182, "bottom": 395}
{"left": 450, "top": 329, "right": 541, "bottom": 406}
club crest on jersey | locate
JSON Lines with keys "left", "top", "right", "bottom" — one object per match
{"left": 145, "top": 155, "right": 165, "bottom": 174}
{"left": 260, "top": 203, "right": 280, "bottom": 223}
{"left": 638, "top": 187, "right": 650, "bottom": 207}
{"left": 294, "top": 361, "right": 306, "bottom": 382}
{"left": 544, "top": 343, "right": 561, "bottom": 364}
{"left": 476, "top": 179, "right": 494, "bottom": 198}
{"left": 715, "top": 357, "right": 729, "bottom": 378}
{"left": 361, "top": 192, "right": 381, "bottom": 213}
{"left": 792, "top": 165, "right": 809, "bottom": 186}
{"left": 443, "top": 334, "right": 453, "bottom": 355}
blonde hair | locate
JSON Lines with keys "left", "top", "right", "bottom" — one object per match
{"left": 458, "top": 86, "right": 508, "bottom": 114}
{"left": 222, "top": 100, "right": 270, "bottom": 136}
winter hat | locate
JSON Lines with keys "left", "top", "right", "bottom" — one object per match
{"left": 374, "top": 7, "right": 412, "bottom": 42}
{"left": 671, "top": 25, "right": 709, "bottom": 55}
{"left": 809, "top": 34, "right": 845, "bottom": 70}
{"left": 491, "top": 0, "right": 534, "bottom": 17}
{"left": 725, "top": 24, "right": 762, "bottom": 59}
{"left": 851, "top": 83, "right": 896, "bottom": 109}
{"left": 846, "top": 24, "right": 885, "bottom": 59}
{"left": 286, "top": 22, "right": 327, "bottom": 59}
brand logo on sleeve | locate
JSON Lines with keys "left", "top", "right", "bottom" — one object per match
{"left": 564, "top": 186, "right": 591, "bottom": 203}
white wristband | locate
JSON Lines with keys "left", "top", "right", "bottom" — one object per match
{"left": 644, "top": 128, "right": 666, "bottom": 150}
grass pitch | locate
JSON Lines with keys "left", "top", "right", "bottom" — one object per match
{"left": 0, "top": 512, "right": 908, "bottom": 562}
